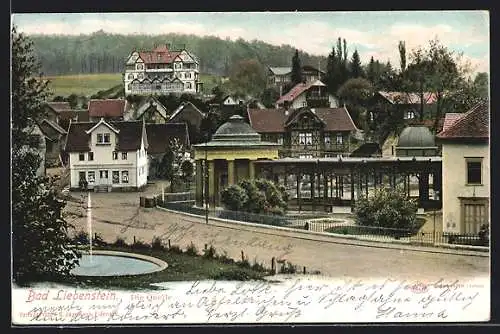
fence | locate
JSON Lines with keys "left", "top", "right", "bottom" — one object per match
{"left": 302, "top": 222, "right": 488, "bottom": 247}
{"left": 156, "top": 195, "right": 488, "bottom": 248}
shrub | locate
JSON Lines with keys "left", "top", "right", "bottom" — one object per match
{"left": 354, "top": 186, "right": 418, "bottom": 230}
{"left": 168, "top": 245, "right": 183, "bottom": 254}
{"left": 216, "top": 251, "right": 235, "bottom": 264}
{"left": 73, "top": 230, "right": 89, "bottom": 245}
{"left": 280, "top": 261, "right": 298, "bottom": 274}
{"left": 237, "top": 258, "right": 251, "bottom": 269}
{"left": 131, "top": 239, "right": 150, "bottom": 250}
{"left": 251, "top": 259, "right": 267, "bottom": 272}
{"left": 113, "top": 237, "right": 128, "bottom": 248}
{"left": 151, "top": 237, "right": 165, "bottom": 250}
{"left": 203, "top": 244, "right": 217, "bottom": 259}
{"left": 185, "top": 242, "right": 198, "bottom": 256}
{"left": 220, "top": 184, "right": 248, "bottom": 211}
{"left": 210, "top": 268, "right": 252, "bottom": 281}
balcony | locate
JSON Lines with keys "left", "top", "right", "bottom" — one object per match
{"left": 145, "top": 68, "right": 173, "bottom": 72}
{"left": 306, "top": 96, "right": 330, "bottom": 108}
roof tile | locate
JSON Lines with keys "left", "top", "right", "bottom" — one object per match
{"left": 88, "top": 99, "right": 126, "bottom": 118}
{"left": 436, "top": 102, "right": 489, "bottom": 140}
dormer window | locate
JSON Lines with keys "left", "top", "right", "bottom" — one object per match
{"left": 97, "top": 133, "right": 111, "bottom": 145}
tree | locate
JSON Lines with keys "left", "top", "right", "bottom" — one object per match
{"left": 473, "top": 72, "right": 489, "bottom": 100}
{"left": 404, "top": 39, "right": 462, "bottom": 126}
{"left": 180, "top": 159, "right": 194, "bottom": 188}
{"left": 398, "top": 40, "right": 407, "bottom": 72}
{"left": 159, "top": 138, "right": 188, "bottom": 192}
{"left": 366, "top": 56, "right": 376, "bottom": 84}
{"left": 291, "top": 49, "right": 303, "bottom": 85}
{"left": 12, "top": 26, "right": 80, "bottom": 284}
{"left": 229, "top": 58, "right": 266, "bottom": 97}
{"left": 349, "top": 49, "right": 364, "bottom": 78}
{"left": 355, "top": 187, "right": 418, "bottom": 231}
{"left": 337, "top": 77, "right": 374, "bottom": 131}
{"left": 261, "top": 87, "right": 280, "bottom": 108}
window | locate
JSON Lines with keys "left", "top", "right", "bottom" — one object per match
{"left": 113, "top": 151, "right": 118, "bottom": 160}
{"left": 122, "top": 152, "right": 128, "bottom": 160}
{"left": 370, "top": 112, "right": 374, "bottom": 122}
{"left": 299, "top": 132, "right": 313, "bottom": 145}
{"left": 185, "top": 72, "right": 191, "bottom": 79}
{"left": 156, "top": 85, "right": 161, "bottom": 90}
{"left": 79, "top": 171, "right": 86, "bottom": 182}
{"left": 303, "top": 101, "right": 307, "bottom": 107}
{"left": 122, "top": 171, "right": 129, "bottom": 183}
{"left": 466, "top": 158, "right": 482, "bottom": 184}
{"left": 174, "top": 62, "right": 182, "bottom": 69}
{"left": 136, "top": 64, "right": 144, "bottom": 70}
{"left": 88, "top": 152, "right": 94, "bottom": 161}
{"left": 97, "top": 133, "right": 111, "bottom": 145}
{"left": 406, "top": 111, "right": 415, "bottom": 119}
{"left": 99, "top": 170, "right": 109, "bottom": 179}
{"left": 277, "top": 137, "right": 284, "bottom": 145}
{"left": 127, "top": 84, "right": 132, "bottom": 91}
{"left": 112, "top": 171, "right": 120, "bottom": 184}
{"left": 79, "top": 153, "right": 85, "bottom": 161}
{"left": 324, "top": 135, "right": 331, "bottom": 145}
{"left": 336, "top": 133, "right": 343, "bottom": 145}
{"left": 87, "top": 171, "right": 95, "bottom": 183}
{"left": 185, "top": 82, "right": 192, "bottom": 89}
{"left": 128, "top": 74, "right": 134, "bottom": 80}
{"left": 138, "top": 73, "right": 144, "bottom": 80}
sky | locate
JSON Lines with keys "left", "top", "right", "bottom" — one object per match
{"left": 12, "top": 11, "right": 490, "bottom": 73}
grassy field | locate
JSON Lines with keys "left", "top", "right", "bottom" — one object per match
{"left": 45, "top": 73, "right": 123, "bottom": 97}
{"left": 45, "top": 72, "right": 222, "bottom": 98}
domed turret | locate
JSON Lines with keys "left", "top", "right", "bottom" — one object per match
{"left": 396, "top": 126, "right": 438, "bottom": 157}
{"left": 212, "top": 115, "right": 261, "bottom": 142}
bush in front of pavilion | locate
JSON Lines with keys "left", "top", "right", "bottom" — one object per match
{"left": 220, "top": 179, "right": 288, "bottom": 216}
{"left": 354, "top": 186, "right": 419, "bottom": 236}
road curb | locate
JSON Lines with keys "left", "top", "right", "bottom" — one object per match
{"left": 155, "top": 206, "right": 489, "bottom": 258}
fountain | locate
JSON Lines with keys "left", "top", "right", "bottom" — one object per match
{"left": 70, "top": 191, "right": 168, "bottom": 277}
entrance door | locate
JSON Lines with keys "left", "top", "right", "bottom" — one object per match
{"left": 462, "top": 199, "right": 488, "bottom": 234}
{"left": 99, "top": 170, "right": 109, "bottom": 185}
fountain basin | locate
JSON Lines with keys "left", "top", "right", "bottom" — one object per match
{"left": 71, "top": 250, "right": 168, "bottom": 277}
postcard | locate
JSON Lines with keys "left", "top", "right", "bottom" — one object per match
{"left": 11, "top": 10, "right": 490, "bottom": 325}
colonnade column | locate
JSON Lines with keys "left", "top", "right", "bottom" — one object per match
{"left": 249, "top": 160, "right": 255, "bottom": 180}
{"left": 227, "top": 160, "right": 235, "bottom": 185}
{"left": 195, "top": 160, "right": 203, "bottom": 207}
{"left": 208, "top": 160, "right": 215, "bottom": 208}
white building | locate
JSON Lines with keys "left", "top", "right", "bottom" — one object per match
{"left": 123, "top": 44, "right": 202, "bottom": 96}
{"left": 64, "top": 118, "right": 148, "bottom": 191}
{"left": 436, "top": 102, "right": 489, "bottom": 234}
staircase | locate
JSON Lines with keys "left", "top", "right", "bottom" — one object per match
{"left": 94, "top": 184, "right": 110, "bottom": 193}
{"left": 381, "top": 132, "right": 399, "bottom": 157}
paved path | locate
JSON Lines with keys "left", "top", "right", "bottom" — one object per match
{"left": 64, "top": 191, "right": 489, "bottom": 282}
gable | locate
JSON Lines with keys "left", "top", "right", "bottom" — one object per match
{"left": 178, "top": 50, "right": 194, "bottom": 62}
{"left": 285, "top": 108, "right": 325, "bottom": 129}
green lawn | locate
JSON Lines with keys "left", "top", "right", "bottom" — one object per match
{"left": 45, "top": 73, "right": 123, "bottom": 97}
{"left": 45, "top": 72, "right": 222, "bottom": 98}
{"left": 53, "top": 245, "right": 270, "bottom": 290}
